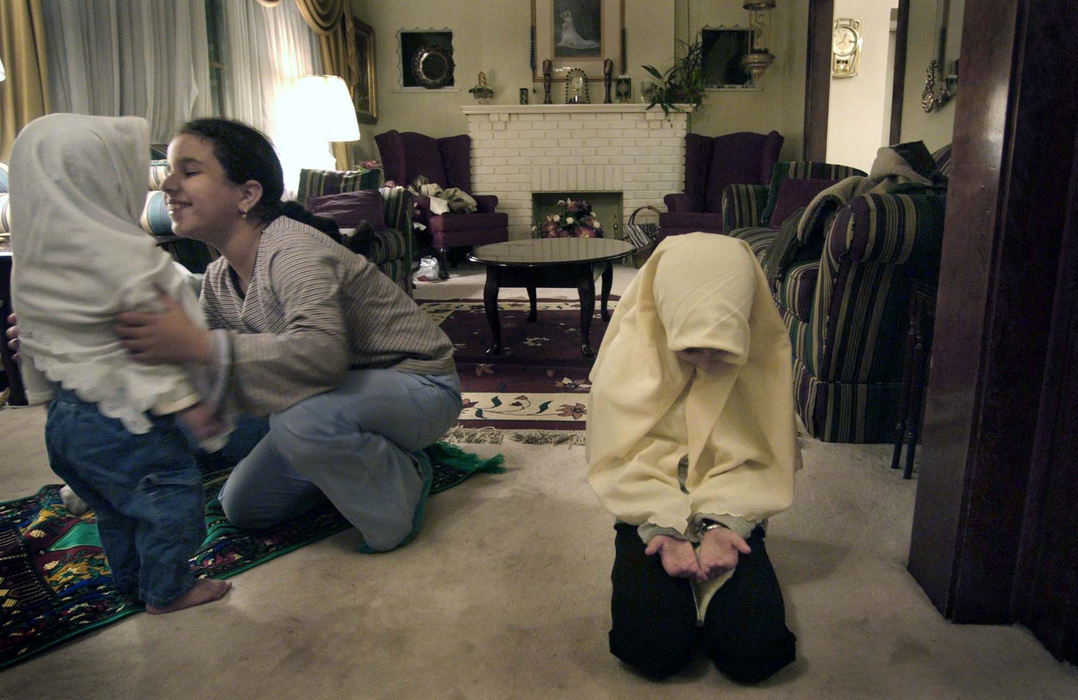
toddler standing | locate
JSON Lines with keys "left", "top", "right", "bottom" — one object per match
{"left": 10, "top": 113, "right": 230, "bottom": 613}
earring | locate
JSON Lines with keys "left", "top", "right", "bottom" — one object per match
{"left": 239, "top": 208, "right": 248, "bottom": 219}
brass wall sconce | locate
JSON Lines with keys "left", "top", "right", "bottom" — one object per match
{"left": 921, "top": 58, "right": 958, "bottom": 112}
{"left": 741, "top": 0, "right": 776, "bottom": 83}
{"left": 922, "top": 0, "right": 958, "bottom": 112}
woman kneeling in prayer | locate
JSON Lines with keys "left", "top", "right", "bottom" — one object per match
{"left": 586, "top": 232, "right": 801, "bottom": 683}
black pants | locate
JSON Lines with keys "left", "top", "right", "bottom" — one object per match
{"left": 608, "top": 522, "right": 796, "bottom": 683}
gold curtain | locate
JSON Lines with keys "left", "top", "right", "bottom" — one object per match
{"left": 292, "top": 0, "right": 356, "bottom": 169}
{"left": 0, "top": 0, "right": 50, "bottom": 162}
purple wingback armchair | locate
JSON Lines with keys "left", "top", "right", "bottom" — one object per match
{"left": 658, "top": 130, "right": 784, "bottom": 241}
{"left": 375, "top": 130, "right": 508, "bottom": 279}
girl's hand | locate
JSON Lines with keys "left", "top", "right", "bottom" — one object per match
{"left": 115, "top": 293, "right": 210, "bottom": 365}
{"left": 645, "top": 535, "right": 704, "bottom": 580}
{"left": 696, "top": 527, "right": 751, "bottom": 581}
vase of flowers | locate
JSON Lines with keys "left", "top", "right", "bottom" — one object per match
{"left": 533, "top": 198, "right": 603, "bottom": 238}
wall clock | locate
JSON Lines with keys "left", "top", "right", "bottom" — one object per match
{"left": 831, "top": 18, "right": 862, "bottom": 78}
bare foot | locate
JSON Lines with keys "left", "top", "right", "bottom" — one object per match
{"left": 145, "top": 578, "right": 232, "bottom": 615}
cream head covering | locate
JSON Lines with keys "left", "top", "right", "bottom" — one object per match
{"left": 10, "top": 114, "right": 205, "bottom": 433}
{"left": 586, "top": 233, "right": 799, "bottom": 536}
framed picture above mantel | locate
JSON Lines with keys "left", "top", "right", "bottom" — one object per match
{"left": 532, "top": 0, "right": 624, "bottom": 82}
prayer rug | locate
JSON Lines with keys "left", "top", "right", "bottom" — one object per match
{"left": 420, "top": 298, "right": 616, "bottom": 444}
{"left": 0, "top": 443, "right": 503, "bottom": 670}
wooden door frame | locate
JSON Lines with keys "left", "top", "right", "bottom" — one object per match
{"left": 803, "top": 0, "right": 833, "bottom": 160}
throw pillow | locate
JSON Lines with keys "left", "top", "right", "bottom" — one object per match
{"left": 296, "top": 166, "right": 382, "bottom": 205}
{"left": 306, "top": 190, "right": 386, "bottom": 231}
{"left": 767, "top": 178, "right": 837, "bottom": 229}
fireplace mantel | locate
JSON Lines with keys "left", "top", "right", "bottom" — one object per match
{"left": 461, "top": 104, "right": 694, "bottom": 117}
{"left": 462, "top": 104, "right": 692, "bottom": 240}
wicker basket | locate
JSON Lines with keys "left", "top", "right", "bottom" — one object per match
{"left": 622, "top": 205, "right": 660, "bottom": 268}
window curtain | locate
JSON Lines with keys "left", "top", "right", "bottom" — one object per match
{"left": 217, "top": 0, "right": 323, "bottom": 189}
{"left": 0, "top": 0, "right": 50, "bottom": 161}
{"left": 42, "top": 0, "right": 212, "bottom": 145}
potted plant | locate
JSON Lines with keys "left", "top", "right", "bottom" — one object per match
{"left": 641, "top": 39, "right": 707, "bottom": 116}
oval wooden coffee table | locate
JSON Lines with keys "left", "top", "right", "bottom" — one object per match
{"left": 468, "top": 237, "right": 635, "bottom": 357}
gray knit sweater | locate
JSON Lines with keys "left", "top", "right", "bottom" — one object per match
{"left": 201, "top": 216, "right": 455, "bottom": 415}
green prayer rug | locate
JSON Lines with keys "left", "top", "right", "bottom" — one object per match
{"left": 0, "top": 442, "right": 503, "bottom": 670}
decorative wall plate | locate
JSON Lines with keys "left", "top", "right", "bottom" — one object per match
{"left": 563, "top": 68, "right": 590, "bottom": 104}
{"left": 412, "top": 44, "right": 454, "bottom": 89}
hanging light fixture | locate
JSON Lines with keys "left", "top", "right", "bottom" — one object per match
{"left": 741, "top": 0, "right": 776, "bottom": 84}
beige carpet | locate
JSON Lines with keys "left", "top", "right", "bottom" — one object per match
{"left": 1, "top": 403, "right": 1076, "bottom": 698}
{"left": 1, "top": 263, "right": 1075, "bottom": 697}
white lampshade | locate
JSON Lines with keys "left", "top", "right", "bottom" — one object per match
{"left": 0, "top": 58, "right": 6, "bottom": 83}
{"left": 294, "top": 75, "right": 360, "bottom": 142}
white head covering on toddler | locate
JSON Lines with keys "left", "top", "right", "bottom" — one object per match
{"left": 586, "top": 233, "right": 800, "bottom": 535}
{"left": 10, "top": 114, "right": 205, "bottom": 433}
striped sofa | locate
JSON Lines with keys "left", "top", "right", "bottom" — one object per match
{"left": 295, "top": 167, "right": 415, "bottom": 296}
{"left": 721, "top": 156, "right": 949, "bottom": 443}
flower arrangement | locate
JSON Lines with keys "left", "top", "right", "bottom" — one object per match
{"left": 534, "top": 198, "right": 603, "bottom": 238}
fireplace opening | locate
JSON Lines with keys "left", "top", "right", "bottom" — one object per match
{"left": 531, "top": 191, "right": 623, "bottom": 238}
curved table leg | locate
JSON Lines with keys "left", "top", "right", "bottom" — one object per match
{"left": 600, "top": 262, "right": 614, "bottom": 322}
{"left": 483, "top": 269, "right": 502, "bottom": 355}
{"left": 527, "top": 285, "right": 538, "bottom": 322}
{"left": 577, "top": 266, "right": 597, "bottom": 357}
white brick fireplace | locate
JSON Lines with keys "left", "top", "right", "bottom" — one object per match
{"left": 461, "top": 104, "right": 690, "bottom": 239}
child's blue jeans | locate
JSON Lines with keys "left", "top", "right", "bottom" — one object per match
{"left": 45, "top": 389, "right": 205, "bottom": 608}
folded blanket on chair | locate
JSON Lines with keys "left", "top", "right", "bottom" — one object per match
{"left": 764, "top": 142, "right": 938, "bottom": 288}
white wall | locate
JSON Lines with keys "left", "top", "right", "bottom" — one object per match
{"left": 351, "top": 0, "right": 810, "bottom": 163}
{"left": 825, "top": 0, "right": 899, "bottom": 172}
{"left": 683, "top": 0, "right": 809, "bottom": 161}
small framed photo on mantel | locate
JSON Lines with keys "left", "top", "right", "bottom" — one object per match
{"left": 532, "top": 0, "right": 624, "bottom": 82}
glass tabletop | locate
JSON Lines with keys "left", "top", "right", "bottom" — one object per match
{"left": 469, "top": 237, "right": 635, "bottom": 267}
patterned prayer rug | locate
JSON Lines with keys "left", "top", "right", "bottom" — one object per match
{"left": 0, "top": 443, "right": 503, "bottom": 670}
{"left": 420, "top": 298, "right": 616, "bottom": 445}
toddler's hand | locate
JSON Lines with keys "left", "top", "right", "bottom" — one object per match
{"left": 645, "top": 534, "right": 704, "bottom": 580}
{"left": 177, "top": 402, "right": 226, "bottom": 441}
{"left": 6, "top": 312, "right": 18, "bottom": 361}
{"left": 697, "top": 527, "right": 751, "bottom": 581}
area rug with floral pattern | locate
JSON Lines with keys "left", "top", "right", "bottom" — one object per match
{"left": 0, "top": 443, "right": 503, "bottom": 670}
{"left": 419, "top": 298, "right": 616, "bottom": 445}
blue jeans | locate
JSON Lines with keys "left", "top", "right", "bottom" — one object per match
{"left": 218, "top": 370, "right": 462, "bottom": 551}
{"left": 46, "top": 390, "right": 205, "bottom": 608}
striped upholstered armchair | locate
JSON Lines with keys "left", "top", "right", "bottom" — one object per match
{"left": 294, "top": 167, "right": 416, "bottom": 296}
{"left": 786, "top": 191, "right": 945, "bottom": 442}
{"left": 722, "top": 156, "right": 948, "bottom": 443}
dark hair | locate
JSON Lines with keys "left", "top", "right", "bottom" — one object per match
{"left": 176, "top": 118, "right": 341, "bottom": 242}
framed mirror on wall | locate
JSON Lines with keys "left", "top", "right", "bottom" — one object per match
{"left": 700, "top": 27, "right": 755, "bottom": 89}
{"left": 531, "top": 0, "right": 624, "bottom": 82}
